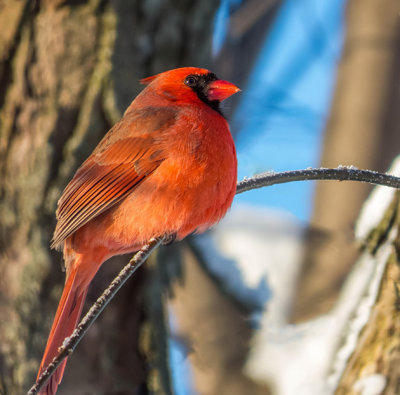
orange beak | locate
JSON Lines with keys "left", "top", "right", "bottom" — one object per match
{"left": 207, "top": 80, "right": 240, "bottom": 102}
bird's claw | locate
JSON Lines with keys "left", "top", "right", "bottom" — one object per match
{"left": 162, "top": 233, "right": 177, "bottom": 245}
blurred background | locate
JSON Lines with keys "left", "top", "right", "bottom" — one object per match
{"left": 0, "top": 0, "right": 399, "bottom": 394}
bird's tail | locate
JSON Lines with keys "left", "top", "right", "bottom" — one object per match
{"left": 37, "top": 267, "right": 88, "bottom": 395}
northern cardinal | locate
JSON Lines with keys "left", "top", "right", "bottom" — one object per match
{"left": 36, "top": 67, "right": 239, "bottom": 394}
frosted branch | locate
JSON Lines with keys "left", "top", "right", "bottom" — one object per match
{"left": 236, "top": 166, "right": 400, "bottom": 194}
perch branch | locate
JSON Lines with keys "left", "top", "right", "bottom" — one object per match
{"left": 27, "top": 236, "right": 164, "bottom": 395}
{"left": 236, "top": 166, "right": 400, "bottom": 194}
{"left": 28, "top": 165, "right": 400, "bottom": 393}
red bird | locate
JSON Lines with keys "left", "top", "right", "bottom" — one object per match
{"left": 36, "top": 67, "right": 239, "bottom": 394}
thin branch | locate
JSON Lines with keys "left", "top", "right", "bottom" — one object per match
{"left": 236, "top": 166, "right": 400, "bottom": 194}
{"left": 28, "top": 165, "right": 400, "bottom": 394}
{"left": 27, "top": 236, "right": 164, "bottom": 395}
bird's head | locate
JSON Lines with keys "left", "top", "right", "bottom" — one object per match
{"left": 140, "top": 67, "right": 240, "bottom": 114}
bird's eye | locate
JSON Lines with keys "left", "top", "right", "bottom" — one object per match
{"left": 184, "top": 75, "right": 198, "bottom": 87}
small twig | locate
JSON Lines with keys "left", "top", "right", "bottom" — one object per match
{"left": 27, "top": 236, "right": 164, "bottom": 395}
{"left": 29, "top": 165, "right": 400, "bottom": 394}
{"left": 236, "top": 166, "right": 400, "bottom": 194}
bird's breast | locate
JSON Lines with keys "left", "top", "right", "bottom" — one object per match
{"left": 76, "top": 107, "right": 237, "bottom": 255}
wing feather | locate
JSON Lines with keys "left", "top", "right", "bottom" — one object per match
{"left": 51, "top": 107, "right": 176, "bottom": 249}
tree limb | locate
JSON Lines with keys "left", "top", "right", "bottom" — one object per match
{"left": 28, "top": 165, "right": 400, "bottom": 394}
{"left": 236, "top": 166, "right": 400, "bottom": 194}
{"left": 27, "top": 236, "right": 164, "bottom": 395}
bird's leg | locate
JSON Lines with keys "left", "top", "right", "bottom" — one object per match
{"left": 162, "top": 233, "right": 177, "bottom": 245}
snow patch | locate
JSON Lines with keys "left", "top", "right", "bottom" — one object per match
{"left": 244, "top": 227, "right": 396, "bottom": 395}
{"left": 356, "top": 156, "right": 400, "bottom": 240}
{"left": 353, "top": 374, "right": 387, "bottom": 395}
{"left": 327, "top": 229, "right": 396, "bottom": 390}
{"left": 193, "top": 232, "right": 271, "bottom": 311}
{"left": 213, "top": 204, "right": 304, "bottom": 325}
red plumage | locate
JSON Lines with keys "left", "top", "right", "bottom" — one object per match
{"left": 37, "top": 67, "right": 239, "bottom": 394}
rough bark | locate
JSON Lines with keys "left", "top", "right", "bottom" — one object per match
{"left": 335, "top": 191, "right": 400, "bottom": 394}
{"left": 0, "top": 0, "right": 220, "bottom": 393}
{"left": 292, "top": 0, "right": 400, "bottom": 322}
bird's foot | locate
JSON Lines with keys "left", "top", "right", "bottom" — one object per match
{"left": 162, "top": 233, "right": 177, "bottom": 245}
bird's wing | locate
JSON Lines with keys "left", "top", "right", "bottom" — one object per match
{"left": 51, "top": 108, "right": 176, "bottom": 248}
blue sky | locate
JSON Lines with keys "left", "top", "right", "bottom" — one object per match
{"left": 230, "top": 0, "right": 346, "bottom": 222}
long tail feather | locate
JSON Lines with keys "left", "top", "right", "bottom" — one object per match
{"left": 37, "top": 268, "right": 88, "bottom": 395}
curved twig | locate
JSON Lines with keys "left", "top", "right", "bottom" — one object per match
{"left": 236, "top": 166, "right": 400, "bottom": 194}
{"left": 27, "top": 237, "right": 164, "bottom": 395}
{"left": 28, "top": 166, "right": 400, "bottom": 394}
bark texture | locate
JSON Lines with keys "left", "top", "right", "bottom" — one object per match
{"left": 0, "top": 0, "right": 220, "bottom": 393}
{"left": 292, "top": 0, "right": 400, "bottom": 322}
{"left": 336, "top": 191, "right": 400, "bottom": 394}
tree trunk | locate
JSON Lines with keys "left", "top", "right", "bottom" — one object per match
{"left": 0, "top": 1, "right": 219, "bottom": 393}
{"left": 292, "top": 0, "right": 400, "bottom": 322}
{"left": 335, "top": 189, "right": 400, "bottom": 394}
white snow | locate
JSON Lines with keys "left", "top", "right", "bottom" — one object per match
{"left": 210, "top": 204, "right": 305, "bottom": 324}
{"left": 242, "top": 234, "right": 394, "bottom": 395}
{"left": 193, "top": 230, "right": 271, "bottom": 312}
{"left": 356, "top": 157, "right": 400, "bottom": 240}
{"left": 353, "top": 374, "right": 387, "bottom": 395}
{"left": 337, "top": 164, "right": 359, "bottom": 170}
{"left": 327, "top": 229, "right": 395, "bottom": 390}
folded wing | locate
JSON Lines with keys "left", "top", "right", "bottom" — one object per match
{"left": 51, "top": 108, "right": 176, "bottom": 249}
